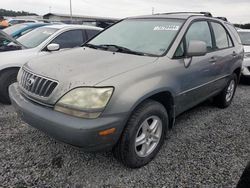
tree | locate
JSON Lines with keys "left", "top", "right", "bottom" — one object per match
{"left": 0, "top": 9, "right": 38, "bottom": 17}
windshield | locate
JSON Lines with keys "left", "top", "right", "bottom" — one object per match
{"left": 88, "top": 19, "right": 184, "bottom": 56}
{"left": 238, "top": 32, "right": 250, "bottom": 45}
{"left": 17, "top": 27, "right": 58, "bottom": 48}
{"left": 3, "top": 24, "right": 27, "bottom": 35}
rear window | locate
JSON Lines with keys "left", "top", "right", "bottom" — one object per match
{"left": 211, "top": 22, "right": 233, "bottom": 49}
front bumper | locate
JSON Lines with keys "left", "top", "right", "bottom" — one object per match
{"left": 9, "top": 83, "right": 126, "bottom": 151}
{"left": 242, "top": 58, "right": 250, "bottom": 77}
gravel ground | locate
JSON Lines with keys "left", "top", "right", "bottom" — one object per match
{"left": 0, "top": 83, "right": 250, "bottom": 188}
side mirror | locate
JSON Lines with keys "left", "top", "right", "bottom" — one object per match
{"left": 47, "top": 43, "right": 60, "bottom": 52}
{"left": 186, "top": 40, "right": 207, "bottom": 57}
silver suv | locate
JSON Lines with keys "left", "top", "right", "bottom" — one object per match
{"left": 9, "top": 12, "right": 243, "bottom": 168}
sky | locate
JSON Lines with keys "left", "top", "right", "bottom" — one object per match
{"left": 1, "top": 0, "right": 250, "bottom": 23}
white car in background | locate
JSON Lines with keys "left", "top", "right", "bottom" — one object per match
{"left": 238, "top": 29, "right": 250, "bottom": 80}
{"left": 0, "top": 24, "right": 102, "bottom": 104}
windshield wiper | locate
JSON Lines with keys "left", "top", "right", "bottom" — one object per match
{"left": 85, "top": 43, "right": 151, "bottom": 56}
{"left": 98, "top": 44, "right": 148, "bottom": 56}
{"left": 84, "top": 43, "right": 107, "bottom": 50}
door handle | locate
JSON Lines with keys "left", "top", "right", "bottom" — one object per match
{"left": 209, "top": 57, "right": 217, "bottom": 63}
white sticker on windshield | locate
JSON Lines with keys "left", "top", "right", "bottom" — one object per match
{"left": 153, "top": 25, "right": 180, "bottom": 31}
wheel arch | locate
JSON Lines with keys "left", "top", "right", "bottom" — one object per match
{"left": 233, "top": 67, "right": 241, "bottom": 83}
{"left": 126, "top": 90, "right": 176, "bottom": 130}
{"left": 0, "top": 66, "right": 21, "bottom": 76}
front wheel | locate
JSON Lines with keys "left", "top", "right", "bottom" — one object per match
{"left": 213, "top": 73, "right": 238, "bottom": 108}
{"left": 113, "top": 100, "right": 169, "bottom": 168}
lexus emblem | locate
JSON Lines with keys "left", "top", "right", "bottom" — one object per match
{"left": 27, "top": 77, "right": 35, "bottom": 87}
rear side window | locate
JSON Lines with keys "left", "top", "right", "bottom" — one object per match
{"left": 52, "top": 30, "right": 84, "bottom": 49}
{"left": 211, "top": 22, "right": 233, "bottom": 49}
{"left": 225, "top": 23, "right": 242, "bottom": 44}
{"left": 185, "top": 21, "right": 213, "bottom": 52}
{"left": 86, "top": 29, "right": 100, "bottom": 40}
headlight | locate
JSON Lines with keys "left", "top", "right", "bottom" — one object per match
{"left": 244, "top": 52, "right": 250, "bottom": 59}
{"left": 54, "top": 87, "right": 114, "bottom": 118}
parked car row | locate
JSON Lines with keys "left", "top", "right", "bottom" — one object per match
{"left": 2, "top": 12, "right": 244, "bottom": 168}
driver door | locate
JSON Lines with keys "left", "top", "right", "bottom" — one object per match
{"left": 175, "top": 21, "right": 217, "bottom": 114}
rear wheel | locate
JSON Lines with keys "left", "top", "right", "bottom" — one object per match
{"left": 113, "top": 100, "right": 169, "bottom": 168}
{"left": 0, "top": 69, "right": 19, "bottom": 104}
{"left": 213, "top": 73, "right": 237, "bottom": 108}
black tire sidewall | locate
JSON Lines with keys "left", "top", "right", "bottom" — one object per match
{"left": 222, "top": 74, "right": 238, "bottom": 107}
{"left": 118, "top": 100, "right": 169, "bottom": 168}
{"left": 0, "top": 69, "right": 18, "bottom": 104}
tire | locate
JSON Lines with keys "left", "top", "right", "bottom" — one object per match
{"left": 0, "top": 69, "right": 19, "bottom": 104}
{"left": 213, "top": 73, "right": 238, "bottom": 108}
{"left": 113, "top": 99, "right": 169, "bottom": 168}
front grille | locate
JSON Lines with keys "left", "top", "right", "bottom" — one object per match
{"left": 19, "top": 69, "right": 58, "bottom": 97}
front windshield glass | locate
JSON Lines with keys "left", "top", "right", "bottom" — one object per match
{"left": 17, "top": 27, "right": 58, "bottom": 48}
{"left": 238, "top": 32, "right": 250, "bottom": 45}
{"left": 88, "top": 19, "right": 184, "bottom": 56}
{"left": 3, "top": 24, "right": 27, "bottom": 35}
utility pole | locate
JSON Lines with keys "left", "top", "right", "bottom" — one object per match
{"left": 49, "top": 6, "right": 51, "bottom": 13}
{"left": 152, "top": 7, "right": 154, "bottom": 15}
{"left": 70, "top": 0, "right": 73, "bottom": 23}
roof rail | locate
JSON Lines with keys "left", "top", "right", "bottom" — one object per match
{"left": 216, "top": 17, "right": 228, "bottom": 21}
{"left": 157, "top": 12, "right": 213, "bottom": 17}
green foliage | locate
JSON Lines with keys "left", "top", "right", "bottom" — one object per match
{"left": 0, "top": 8, "right": 38, "bottom": 17}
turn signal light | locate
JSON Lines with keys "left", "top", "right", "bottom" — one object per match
{"left": 99, "top": 128, "right": 116, "bottom": 136}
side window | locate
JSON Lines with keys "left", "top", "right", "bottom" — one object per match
{"left": 211, "top": 22, "right": 233, "bottom": 49}
{"left": 175, "top": 41, "right": 185, "bottom": 57}
{"left": 225, "top": 23, "right": 242, "bottom": 44}
{"left": 174, "top": 21, "right": 212, "bottom": 58}
{"left": 51, "top": 30, "right": 84, "bottom": 49}
{"left": 186, "top": 21, "right": 213, "bottom": 51}
{"left": 86, "top": 29, "right": 100, "bottom": 40}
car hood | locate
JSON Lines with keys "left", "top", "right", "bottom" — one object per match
{"left": 24, "top": 47, "right": 158, "bottom": 104}
{"left": 0, "top": 49, "right": 37, "bottom": 70}
{"left": 0, "top": 48, "right": 37, "bottom": 69}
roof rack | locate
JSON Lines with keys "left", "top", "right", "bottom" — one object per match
{"left": 216, "top": 17, "right": 228, "bottom": 21}
{"left": 157, "top": 12, "right": 213, "bottom": 17}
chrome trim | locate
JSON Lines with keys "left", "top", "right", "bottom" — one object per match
{"left": 19, "top": 68, "right": 59, "bottom": 98}
{"left": 178, "top": 74, "right": 230, "bottom": 96}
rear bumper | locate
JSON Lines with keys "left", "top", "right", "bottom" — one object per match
{"left": 9, "top": 83, "right": 126, "bottom": 151}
